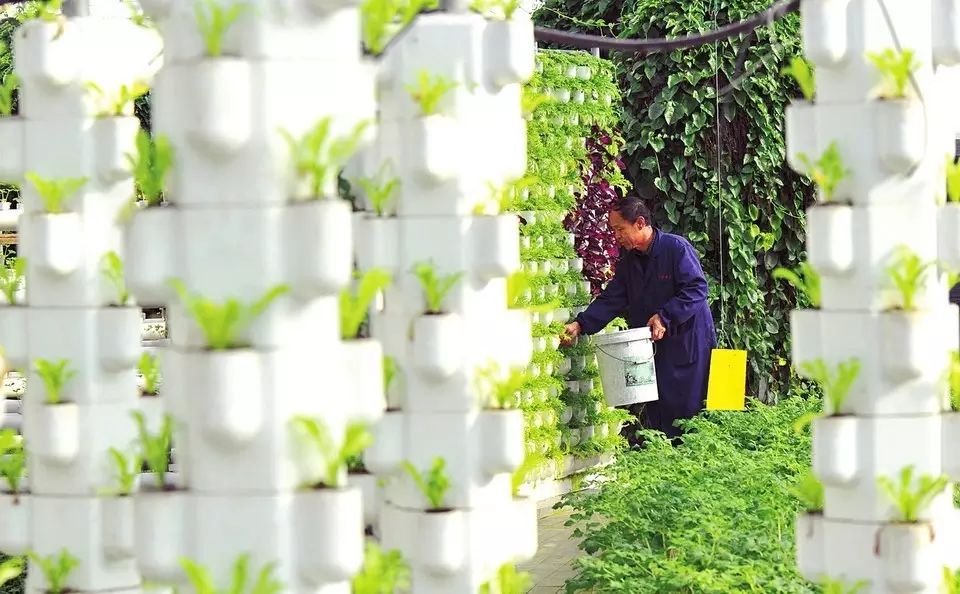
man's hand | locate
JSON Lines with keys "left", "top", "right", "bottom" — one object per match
{"left": 562, "top": 321, "right": 582, "bottom": 346}
{"left": 648, "top": 314, "right": 666, "bottom": 341}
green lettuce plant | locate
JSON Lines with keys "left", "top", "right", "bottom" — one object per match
{"left": 290, "top": 417, "right": 372, "bottom": 488}
{"left": 100, "top": 251, "right": 130, "bottom": 306}
{"left": 33, "top": 358, "right": 76, "bottom": 404}
{"left": 25, "top": 173, "right": 87, "bottom": 214}
{"left": 281, "top": 118, "right": 368, "bottom": 199}
{"left": 798, "top": 358, "right": 860, "bottom": 416}
{"left": 0, "top": 429, "right": 26, "bottom": 496}
{"left": 352, "top": 542, "right": 411, "bottom": 594}
{"left": 470, "top": 0, "right": 520, "bottom": 19}
{"left": 412, "top": 261, "right": 462, "bottom": 314}
{"left": 867, "top": 48, "right": 920, "bottom": 100}
{"left": 132, "top": 410, "right": 173, "bottom": 489}
{"left": 0, "top": 256, "right": 25, "bottom": 305}
{"left": 406, "top": 70, "right": 457, "bottom": 117}
{"left": 943, "top": 566, "right": 960, "bottom": 594}
{"left": 877, "top": 465, "right": 948, "bottom": 522}
{"left": 790, "top": 470, "right": 824, "bottom": 514}
{"left": 361, "top": 0, "right": 437, "bottom": 55}
{"left": 340, "top": 268, "right": 392, "bottom": 339}
{"left": 772, "top": 262, "right": 821, "bottom": 308}
{"left": 478, "top": 563, "right": 532, "bottom": 594}
{"left": 126, "top": 129, "right": 174, "bottom": 207}
{"left": 384, "top": 355, "right": 399, "bottom": 394}
{"left": 28, "top": 549, "right": 78, "bottom": 594}
{"left": 782, "top": 56, "right": 815, "bottom": 101}
{"left": 0, "top": 556, "right": 24, "bottom": 590}
{"left": 797, "top": 142, "right": 848, "bottom": 202}
{"left": 357, "top": 161, "right": 401, "bottom": 217}
{"left": 138, "top": 352, "right": 161, "bottom": 396}
{"left": 521, "top": 89, "right": 550, "bottom": 119}
{"left": 821, "top": 578, "right": 868, "bottom": 594}
{"left": 0, "top": 73, "right": 19, "bottom": 116}
{"left": 100, "top": 447, "right": 141, "bottom": 496}
{"left": 181, "top": 554, "right": 283, "bottom": 594}
{"left": 400, "top": 457, "right": 449, "bottom": 510}
{"left": 946, "top": 157, "right": 960, "bottom": 204}
{"left": 474, "top": 362, "right": 527, "bottom": 409}
{"left": 85, "top": 80, "right": 149, "bottom": 117}
{"left": 169, "top": 279, "right": 289, "bottom": 349}
{"left": 886, "top": 245, "right": 933, "bottom": 311}
{"left": 194, "top": 0, "right": 249, "bottom": 57}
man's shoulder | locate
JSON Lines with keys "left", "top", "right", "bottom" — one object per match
{"left": 657, "top": 230, "right": 694, "bottom": 252}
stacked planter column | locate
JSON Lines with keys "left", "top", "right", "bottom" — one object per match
{"left": 124, "top": 1, "right": 380, "bottom": 591}
{"left": 355, "top": 9, "right": 538, "bottom": 592}
{"left": 0, "top": 10, "right": 158, "bottom": 594}
{"left": 789, "top": 1, "right": 960, "bottom": 590}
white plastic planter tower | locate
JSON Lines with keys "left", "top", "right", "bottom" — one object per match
{"left": 354, "top": 4, "right": 539, "bottom": 591}
{"left": 0, "top": 4, "right": 160, "bottom": 594}
{"left": 124, "top": 0, "right": 379, "bottom": 592}
{"left": 789, "top": 1, "right": 960, "bottom": 591}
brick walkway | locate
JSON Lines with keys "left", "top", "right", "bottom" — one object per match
{"left": 518, "top": 504, "right": 583, "bottom": 594}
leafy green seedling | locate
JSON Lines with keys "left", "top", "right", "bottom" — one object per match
{"left": 352, "top": 542, "right": 411, "bottom": 594}
{"left": 798, "top": 358, "right": 860, "bottom": 415}
{"left": 126, "top": 129, "right": 174, "bottom": 207}
{"left": 0, "top": 429, "right": 26, "bottom": 495}
{"left": 867, "top": 48, "right": 920, "bottom": 100}
{"left": 479, "top": 563, "right": 532, "bottom": 594}
{"left": 412, "top": 261, "right": 462, "bottom": 314}
{"left": 797, "top": 142, "right": 848, "bottom": 202}
{"left": 122, "top": 0, "right": 151, "bottom": 28}
{"left": 291, "top": 417, "right": 373, "bottom": 488}
{"left": 132, "top": 410, "right": 173, "bottom": 490}
{"left": 33, "top": 358, "right": 76, "bottom": 405}
{"left": 877, "top": 465, "right": 948, "bottom": 522}
{"left": 886, "top": 245, "right": 933, "bottom": 311}
{"left": 772, "top": 262, "right": 821, "bottom": 308}
{"left": 23, "top": 0, "right": 63, "bottom": 26}
{"left": 180, "top": 553, "right": 283, "bottom": 594}
{"left": 470, "top": 0, "right": 521, "bottom": 19}
{"left": 949, "top": 351, "right": 960, "bottom": 412}
{"left": 506, "top": 270, "right": 529, "bottom": 308}
{"left": 281, "top": 118, "right": 369, "bottom": 199}
{"left": 384, "top": 355, "right": 399, "bottom": 393}
{"left": 0, "top": 257, "right": 25, "bottom": 305}
{"left": 361, "top": 0, "right": 438, "bottom": 55}
{"left": 194, "top": 0, "right": 249, "bottom": 57}
{"left": 943, "top": 566, "right": 960, "bottom": 594}
{"left": 781, "top": 56, "right": 815, "bottom": 102}
{"left": 138, "top": 352, "right": 161, "bottom": 396}
{"left": 0, "top": 73, "right": 19, "bottom": 116}
{"left": 475, "top": 362, "right": 528, "bottom": 409}
{"left": 946, "top": 157, "right": 960, "bottom": 204}
{"left": 821, "top": 577, "right": 868, "bottom": 594}
{"left": 481, "top": 175, "right": 537, "bottom": 215}
{"left": 100, "top": 447, "right": 141, "bottom": 496}
{"left": 100, "top": 251, "right": 130, "bottom": 306}
{"left": 521, "top": 89, "right": 551, "bottom": 118}
{"left": 28, "top": 549, "right": 78, "bottom": 594}
{"left": 169, "top": 279, "right": 289, "bottom": 349}
{"left": 0, "top": 556, "right": 24, "bottom": 591}
{"left": 340, "top": 268, "right": 392, "bottom": 339}
{"left": 85, "top": 80, "right": 149, "bottom": 117}
{"left": 790, "top": 470, "right": 824, "bottom": 514}
{"left": 25, "top": 173, "right": 87, "bottom": 214}
{"left": 406, "top": 70, "right": 457, "bottom": 117}
{"left": 357, "top": 162, "right": 401, "bottom": 217}
{"left": 400, "top": 457, "right": 450, "bottom": 510}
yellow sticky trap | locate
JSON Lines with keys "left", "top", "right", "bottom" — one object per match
{"left": 706, "top": 349, "right": 747, "bottom": 411}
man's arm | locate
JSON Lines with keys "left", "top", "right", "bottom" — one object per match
{"left": 657, "top": 242, "right": 708, "bottom": 331}
{"left": 573, "top": 269, "right": 629, "bottom": 336}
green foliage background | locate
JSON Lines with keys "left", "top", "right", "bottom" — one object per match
{"left": 534, "top": 0, "right": 817, "bottom": 400}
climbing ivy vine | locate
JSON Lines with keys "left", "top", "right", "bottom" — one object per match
{"left": 535, "top": 0, "right": 816, "bottom": 399}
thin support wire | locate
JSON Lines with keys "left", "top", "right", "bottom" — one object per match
{"left": 714, "top": 4, "right": 726, "bottom": 334}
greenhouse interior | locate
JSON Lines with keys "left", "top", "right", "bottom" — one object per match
{"left": 0, "top": 0, "right": 958, "bottom": 592}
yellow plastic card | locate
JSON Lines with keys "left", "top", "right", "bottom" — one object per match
{"left": 706, "top": 348, "right": 747, "bottom": 411}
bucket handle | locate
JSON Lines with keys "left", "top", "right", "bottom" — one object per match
{"left": 594, "top": 341, "right": 656, "bottom": 365}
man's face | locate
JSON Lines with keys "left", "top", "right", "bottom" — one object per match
{"left": 609, "top": 210, "right": 644, "bottom": 250}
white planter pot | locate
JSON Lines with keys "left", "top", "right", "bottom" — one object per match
{"left": 15, "top": 21, "right": 78, "bottom": 88}
{"left": 934, "top": 0, "right": 960, "bottom": 65}
{"left": 784, "top": 101, "right": 817, "bottom": 174}
{"left": 0, "top": 493, "right": 30, "bottom": 554}
{"left": 102, "top": 496, "right": 135, "bottom": 560}
{"left": 98, "top": 307, "right": 141, "bottom": 371}
{"left": 0, "top": 118, "right": 23, "bottom": 181}
{"left": 938, "top": 203, "right": 960, "bottom": 271}
{"left": 790, "top": 310, "right": 821, "bottom": 372}
{"left": 33, "top": 403, "right": 79, "bottom": 466}
{"left": 880, "top": 312, "right": 932, "bottom": 381}
{"left": 597, "top": 423, "right": 609, "bottom": 438}
{"left": 284, "top": 200, "right": 352, "bottom": 297}
{"left": 570, "top": 258, "right": 584, "bottom": 273}
{"left": 800, "top": 0, "right": 849, "bottom": 66}
{"left": 806, "top": 205, "right": 853, "bottom": 276}
{"left": 413, "top": 314, "right": 462, "bottom": 380}
{"left": 568, "top": 427, "right": 582, "bottom": 446}
{"left": 417, "top": 510, "right": 465, "bottom": 575}
{"left": 93, "top": 117, "right": 139, "bottom": 184}
{"left": 573, "top": 90, "right": 585, "bottom": 104}
{"left": 811, "top": 415, "right": 858, "bottom": 486}
{"left": 579, "top": 379, "right": 594, "bottom": 393}
{"left": 576, "top": 65, "right": 592, "bottom": 79}
{"left": 478, "top": 410, "right": 524, "bottom": 474}
{"left": 942, "top": 412, "right": 960, "bottom": 480}
{"left": 134, "top": 489, "right": 185, "bottom": 583}
{"left": 295, "top": 488, "right": 364, "bottom": 584}
{"left": 0, "top": 306, "right": 27, "bottom": 368}
{"left": 560, "top": 407, "right": 573, "bottom": 424}
{"left": 540, "top": 260, "right": 553, "bottom": 275}
{"left": 878, "top": 523, "right": 939, "bottom": 591}
{"left": 348, "top": 472, "right": 381, "bottom": 528}
{"left": 31, "top": 213, "right": 82, "bottom": 276}
{"left": 363, "top": 412, "right": 402, "bottom": 475}
{"left": 356, "top": 216, "right": 400, "bottom": 272}
{"left": 125, "top": 206, "right": 175, "bottom": 303}
{"left": 874, "top": 100, "right": 924, "bottom": 173}
{"left": 553, "top": 88, "right": 571, "bottom": 103}
{"left": 410, "top": 116, "right": 458, "bottom": 184}
{"left": 187, "top": 349, "right": 263, "bottom": 447}
{"left": 343, "top": 339, "right": 385, "bottom": 423}
{"left": 484, "top": 18, "right": 535, "bottom": 87}
{"left": 795, "top": 513, "right": 825, "bottom": 581}
{"left": 188, "top": 59, "right": 252, "bottom": 158}
{"left": 580, "top": 425, "right": 595, "bottom": 441}
{"left": 472, "top": 215, "right": 520, "bottom": 280}
{"left": 566, "top": 380, "right": 580, "bottom": 395}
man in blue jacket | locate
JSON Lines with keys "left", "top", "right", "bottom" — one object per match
{"left": 564, "top": 195, "right": 717, "bottom": 439}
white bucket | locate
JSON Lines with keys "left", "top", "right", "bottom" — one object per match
{"left": 592, "top": 326, "right": 659, "bottom": 407}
